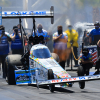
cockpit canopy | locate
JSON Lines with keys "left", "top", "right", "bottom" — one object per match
{"left": 30, "top": 44, "right": 51, "bottom": 59}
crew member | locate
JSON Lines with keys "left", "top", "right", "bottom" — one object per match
{"left": 32, "top": 24, "right": 50, "bottom": 44}
{"left": 0, "top": 25, "right": 11, "bottom": 78}
{"left": 53, "top": 25, "right": 68, "bottom": 69}
{"left": 65, "top": 25, "right": 79, "bottom": 67}
{"left": 80, "top": 48, "right": 93, "bottom": 75}
{"left": 10, "top": 26, "right": 23, "bottom": 55}
{"left": 89, "top": 21, "right": 100, "bottom": 57}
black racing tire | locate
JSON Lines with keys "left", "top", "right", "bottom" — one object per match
{"left": 6, "top": 54, "right": 22, "bottom": 85}
{"left": 77, "top": 66, "right": 85, "bottom": 89}
{"left": 6, "top": 54, "right": 22, "bottom": 66}
{"left": 51, "top": 53, "right": 59, "bottom": 62}
{"left": 48, "top": 69, "right": 55, "bottom": 92}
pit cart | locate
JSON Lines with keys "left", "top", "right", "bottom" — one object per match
{"left": 3, "top": 7, "right": 100, "bottom": 93}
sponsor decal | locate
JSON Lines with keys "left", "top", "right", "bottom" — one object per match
{"left": 16, "top": 71, "right": 29, "bottom": 74}
{"left": 52, "top": 80, "right": 60, "bottom": 83}
{"left": 3, "top": 11, "right": 46, "bottom": 15}
{"left": 79, "top": 77, "right": 85, "bottom": 80}
{"left": 52, "top": 78, "right": 77, "bottom": 83}
{"left": 16, "top": 75, "right": 29, "bottom": 82}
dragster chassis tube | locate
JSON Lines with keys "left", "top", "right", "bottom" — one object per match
{"left": 37, "top": 74, "right": 100, "bottom": 86}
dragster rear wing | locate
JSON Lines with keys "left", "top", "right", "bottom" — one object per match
{"left": 38, "top": 74, "right": 100, "bottom": 86}
{"left": 2, "top": 6, "right": 54, "bottom": 24}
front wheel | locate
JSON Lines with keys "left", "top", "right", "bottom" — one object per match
{"left": 48, "top": 69, "right": 55, "bottom": 92}
{"left": 77, "top": 66, "right": 85, "bottom": 89}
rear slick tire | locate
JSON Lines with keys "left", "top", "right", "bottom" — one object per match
{"left": 6, "top": 54, "right": 22, "bottom": 85}
{"left": 48, "top": 69, "right": 55, "bottom": 92}
{"left": 77, "top": 66, "right": 85, "bottom": 89}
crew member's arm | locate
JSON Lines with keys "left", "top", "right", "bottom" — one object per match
{"left": 10, "top": 33, "right": 16, "bottom": 41}
{"left": 97, "top": 40, "right": 100, "bottom": 47}
{"left": 89, "top": 37, "right": 92, "bottom": 44}
{"left": 63, "top": 32, "right": 68, "bottom": 42}
{"left": 4, "top": 32, "right": 12, "bottom": 42}
{"left": 17, "top": 33, "right": 21, "bottom": 40}
{"left": 0, "top": 34, "right": 3, "bottom": 39}
{"left": 53, "top": 33, "right": 62, "bottom": 42}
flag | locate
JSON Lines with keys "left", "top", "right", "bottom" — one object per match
{"left": 88, "top": 46, "right": 98, "bottom": 64}
{"left": 84, "top": 45, "right": 98, "bottom": 64}
{"left": 91, "top": 50, "right": 97, "bottom": 64}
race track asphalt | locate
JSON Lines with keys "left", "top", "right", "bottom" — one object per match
{"left": 0, "top": 67, "right": 100, "bottom": 100}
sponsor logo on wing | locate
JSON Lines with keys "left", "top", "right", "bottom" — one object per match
{"left": 79, "top": 77, "right": 86, "bottom": 80}
{"left": 88, "top": 75, "right": 100, "bottom": 79}
{"left": 52, "top": 78, "right": 77, "bottom": 83}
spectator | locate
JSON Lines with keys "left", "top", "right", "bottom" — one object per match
{"left": 53, "top": 25, "right": 68, "bottom": 69}
{"left": 65, "top": 25, "right": 79, "bottom": 67}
